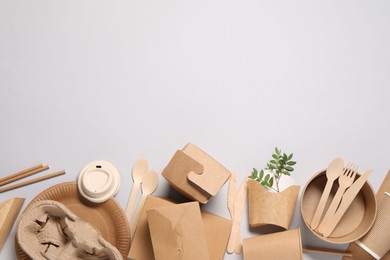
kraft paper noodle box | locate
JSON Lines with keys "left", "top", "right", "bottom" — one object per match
{"left": 162, "top": 143, "right": 231, "bottom": 204}
{"left": 127, "top": 196, "right": 231, "bottom": 260}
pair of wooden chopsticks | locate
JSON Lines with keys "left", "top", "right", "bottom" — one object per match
{"left": 0, "top": 164, "right": 65, "bottom": 193}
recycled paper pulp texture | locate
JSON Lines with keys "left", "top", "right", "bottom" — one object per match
{"left": 243, "top": 229, "right": 303, "bottom": 260}
{"left": 162, "top": 143, "right": 231, "bottom": 204}
{"left": 0, "top": 197, "right": 24, "bottom": 250}
{"left": 127, "top": 196, "right": 231, "bottom": 260}
{"left": 248, "top": 179, "right": 300, "bottom": 230}
{"left": 147, "top": 202, "right": 210, "bottom": 260}
{"left": 17, "top": 200, "right": 122, "bottom": 260}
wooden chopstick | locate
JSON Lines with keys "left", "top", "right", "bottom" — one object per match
{"left": 303, "top": 247, "right": 353, "bottom": 257}
{"left": 0, "top": 165, "right": 49, "bottom": 187}
{"left": 0, "top": 170, "right": 65, "bottom": 193}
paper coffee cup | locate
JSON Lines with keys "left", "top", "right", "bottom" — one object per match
{"left": 356, "top": 192, "right": 390, "bottom": 259}
{"left": 243, "top": 229, "right": 303, "bottom": 260}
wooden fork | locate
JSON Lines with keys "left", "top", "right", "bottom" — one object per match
{"left": 318, "top": 163, "right": 358, "bottom": 234}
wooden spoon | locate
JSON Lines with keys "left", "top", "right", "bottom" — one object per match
{"left": 129, "top": 170, "right": 159, "bottom": 238}
{"left": 311, "top": 158, "right": 344, "bottom": 229}
{"left": 125, "top": 159, "right": 148, "bottom": 220}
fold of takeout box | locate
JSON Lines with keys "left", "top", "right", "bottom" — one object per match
{"left": 147, "top": 202, "right": 210, "bottom": 260}
{"left": 127, "top": 196, "right": 231, "bottom": 260}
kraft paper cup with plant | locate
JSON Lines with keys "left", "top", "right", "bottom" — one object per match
{"left": 248, "top": 147, "right": 300, "bottom": 230}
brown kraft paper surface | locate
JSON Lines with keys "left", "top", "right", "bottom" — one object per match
{"left": 248, "top": 179, "right": 300, "bottom": 230}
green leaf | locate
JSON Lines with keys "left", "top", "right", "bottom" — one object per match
{"left": 248, "top": 175, "right": 256, "bottom": 179}
{"left": 253, "top": 168, "right": 258, "bottom": 175}
{"left": 269, "top": 177, "right": 274, "bottom": 187}
{"left": 264, "top": 174, "right": 270, "bottom": 182}
{"left": 283, "top": 153, "right": 288, "bottom": 161}
{"left": 270, "top": 160, "right": 277, "bottom": 164}
{"left": 287, "top": 153, "right": 293, "bottom": 160}
{"left": 261, "top": 181, "right": 267, "bottom": 186}
{"left": 283, "top": 171, "right": 291, "bottom": 176}
{"left": 275, "top": 147, "right": 280, "bottom": 155}
{"left": 250, "top": 171, "right": 257, "bottom": 179}
{"left": 272, "top": 154, "right": 278, "bottom": 160}
{"left": 285, "top": 166, "right": 294, "bottom": 171}
{"left": 287, "top": 161, "right": 296, "bottom": 165}
{"left": 259, "top": 169, "right": 264, "bottom": 180}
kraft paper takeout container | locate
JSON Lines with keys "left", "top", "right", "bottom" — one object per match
{"left": 243, "top": 229, "right": 303, "bottom": 260}
{"left": 147, "top": 202, "right": 210, "bottom": 260}
{"left": 0, "top": 197, "right": 24, "bottom": 250}
{"left": 356, "top": 192, "right": 390, "bottom": 259}
{"left": 162, "top": 143, "right": 231, "bottom": 204}
{"left": 127, "top": 196, "right": 231, "bottom": 260}
{"left": 301, "top": 169, "right": 377, "bottom": 244}
{"left": 247, "top": 179, "right": 300, "bottom": 230}
{"left": 343, "top": 170, "right": 390, "bottom": 260}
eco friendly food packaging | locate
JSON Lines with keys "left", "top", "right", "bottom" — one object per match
{"left": 243, "top": 229, "right": 303, "bottom": 260}
{"left": 247, "top": 178, "right": 300, "bottom": 230}
{"left": 356, "top": 192, "right": 390, "bottom": 259}
{"left": 147, "top": 202, "right": 210, "bottom": 260}
{"left": 17, "top": 200, "right": 122, "bottom": 260}
{"left": 301, "top": 169, "right": 376, "bottom": 244}
{"left": 127, "top": 196, "right": 231, "bottom": 260}
{"left": 0, "top": 197, "right": 24, "bottom": 250}
{"left": 162, "top": 143, "right": 231, "bottom": 204}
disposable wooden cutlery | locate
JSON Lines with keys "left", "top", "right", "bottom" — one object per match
{"left": 129, "top": 170, "right": 158, "bottom": 238}
{"left": 227, "top": 177, "right": 247, "bottom": 254}
{"left": 227, "top": 172, "right": 240, "bottom": 254}
{"left": 125, "top": 159, "right": 148, "bottom": 220}
{"left": 320, "top": 169, "right": 373, "bottom": 237}
{"left": 311, "top": 158, "right": 344, "bottom": 229}
{"left": 318, "top": 163, "right": 358, "bottom": 233}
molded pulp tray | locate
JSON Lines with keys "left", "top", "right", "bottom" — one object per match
{"left": 15, "top": 182, "right": 130, "bottom": 259}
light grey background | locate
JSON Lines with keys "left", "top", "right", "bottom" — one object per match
{"left": 1, "top": 0, "right": 389, "bottom": 259}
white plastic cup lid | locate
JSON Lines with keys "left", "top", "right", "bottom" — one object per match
{"left": 77, "top": 160, "right": 121, "bottom": 203}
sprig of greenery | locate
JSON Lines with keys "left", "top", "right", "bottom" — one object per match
{"left": 249, "top": 147, "right": 296, "bottom": 192}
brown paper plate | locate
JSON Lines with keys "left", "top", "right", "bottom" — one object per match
{"left": 301, "top": 169, "right": 376, "bottom": 244}
{"left": 15, "top": 182, "right": 130, "bottom": 259}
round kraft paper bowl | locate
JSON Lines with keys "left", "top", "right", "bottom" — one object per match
{"left": 300, "top": 169, "right": 376, "bottom": 244}
{"left": 15, "top": 182, "right": 130, "bottom": 259}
